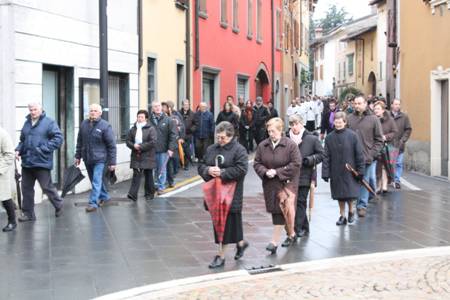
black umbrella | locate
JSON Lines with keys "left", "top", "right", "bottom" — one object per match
{"left": 14, "top": 160, "right": 22, "bottom": 210}
{"left": 61, "top": 165, "right": 85, "bottom": 198}
{"left": 103, "top": 169, "right": 117, "bottom": 186}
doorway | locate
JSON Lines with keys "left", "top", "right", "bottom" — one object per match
{"left": 42, "top": 66, "right": 74, "bottom": 187}
{"left": 368, "top": 72, "right": 377, "bottom": 96}
{"left": 202, "top": 72, "right": 216, "bottom": 116}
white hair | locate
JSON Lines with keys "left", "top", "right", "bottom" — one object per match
{"left": 89, "top": 103, "right": 102, "bottom": 111}
{"left": 28, "top": 102, "right": 42, "bottom": 109}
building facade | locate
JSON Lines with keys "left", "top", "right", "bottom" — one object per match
{"left": 140, "top": 0, "right": 191, "bottom": 110}
{"left": 0, "top": 0, "right": 139, "bottom": 200}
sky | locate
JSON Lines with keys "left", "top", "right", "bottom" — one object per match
{"left": 313, "top": 0, "right": 373, "bottom": 20}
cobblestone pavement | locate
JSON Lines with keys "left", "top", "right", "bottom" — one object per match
{"left": 112, "top": 247, "right": 450, "bottom": 300}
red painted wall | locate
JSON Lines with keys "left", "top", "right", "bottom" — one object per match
{"left": 193, "top": 0, "right": 282, "bottom": 113}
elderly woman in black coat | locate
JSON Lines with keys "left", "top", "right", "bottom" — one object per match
{"left": 288, "top": 114, "right": 323, "bottom": 237}
{"left": 126, "top": 110, "right": 157, "bottom": 201}
{"left": 198, "top": 121, "right": 249, "bottom": 269}
{"left": 322, "top": 112, "right": 365, "bottom": 225}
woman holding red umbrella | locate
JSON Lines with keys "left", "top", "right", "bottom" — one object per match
{"left": 198, "top": 121, "right": 249, "bottom": 269}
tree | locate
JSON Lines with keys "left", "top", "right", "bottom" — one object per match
{"left": 315, "top": 4, "right": 353, "bottom": 33}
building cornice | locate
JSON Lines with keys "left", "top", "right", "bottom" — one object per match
{"left": 425, "top": 0, "right": 450, "bottom": 14}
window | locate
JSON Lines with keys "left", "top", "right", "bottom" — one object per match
{"left": 370, "top": 39, "right": 374, "bottom": 61}
{"left": 347, "top": 53, "right": 354, "bottom": 76}
{"left": 294, "top": 21, "right": 299, "bottom": 50}
{"left": 338, "top": 63, "right": 341, "bottom": 80}
{"left": 343, "top": 62, "right": 346, "bottom": 79}
{"left": 247, "top": 0, "right": 253, "bottom": 38}
{"left": 276, "top": 9, "right": 282, "bottom": 49}
{"left": 320, "top": 65, "right": 323, "bottom": 80}
{"left": 320, "top": 45, "right": 324, "bottom": 59}
{"left": 314, "top": 66, "right": 318, "bottom": 81}
{"left": 80, "top": 73, "right": 130, "bottom": 142}
{"left": 379, "top": 61, "right": 383, "bottom": 80}
{"left": 199, "top": 0, "right": 207, "bottom": 16}
{"left": 256, "top": 0, "right": 262, "bottom": 42}
{"left": 221, "top": 0, "right": 228, "bottom": 26}
{"left": 300, "top": 22, "right": 304, "bottom": 52}
{"left": 237, "top": 76, "right": 249, "bottom": 100}
{"left": 147, "top": 58, "right": 156, "bottom": 108}
{"left": 233, "top": 0, "right": 239, "bottom": 31}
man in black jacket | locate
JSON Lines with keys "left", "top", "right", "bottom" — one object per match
{"left": 75, "top": 104, "right": 117, "bottom": 212}
{"left": 253, "top": 97, "right": 270, "bottom": 145}
{"left": 287, "top": 115, "right": 324, "bottom": 237}
{"left": 320, "top": 99, "right": 338, "bottom": 140}
{"left": 150, "top": 101, "right": 178, "bottom": 194}
{"left": 180, "top": 100, "right": 196, "bottom": 170}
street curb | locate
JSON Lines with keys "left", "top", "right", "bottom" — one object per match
{"left": 95, "top": 246, "right": 450, "bottom": 300}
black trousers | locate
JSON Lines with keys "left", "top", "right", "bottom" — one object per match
{"left": 295, "top": 186, "right": 310, "bottom": 234}
{"left": 305, "top": 121, "right": 316, "bottom": 132}
{"left": 21, "top": 167, "right": 63, "bottom": 218}
{"left": 128, "top": 169, "right": 154, "bottom": 199}
{"left": 195, "top": 137, "right": 211, "bottom": 161}
{"left": 182, "top": 137, "right": 193, "bottom": 167}
{"left": 166, "top": 157, "right": 178, "bottom": 185}
{"left": 239, "top": 129, "right": 254, "bottom": 153}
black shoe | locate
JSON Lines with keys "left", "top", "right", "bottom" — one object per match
{"left": 382, "top": 190, "right": 388, "bottom": 194}
{"left": 281, "top": 236, "right": 297, "bottom": 247}
{"left": 395, "top": 182, "right": 401, "bottom": 189}
{"left": 336, "top": 216, "right": 347, "bottom": 226}
{"left": 184, "top": 166, "right": 189, "bottom": 171}
{"left": 55, "top": 206, "right": 63, "bottom": 218}
{"left": 208, "top": 255, "right": 225, "bottom": 269}
{"left": 145, "top": 194, "right": 154, "bottom": 201}
{"left": 168, "top": 183, "right": 175, "bottom": 188}
{"left": 234, "top": 241, "right": 249, "bottom": 260}
{"left": 127, "top": 194, "right": 137, "bottom": 202}
{"left": 2, "top": 223, "right": 17, "bottom": 232}
{"left": 348, "top": 212, "right": 355, "bottom": 224}
{"left": 296, "top": 229, "right": 309, "bottom": 238}
{"left": 18, "top": 214, "right": 36, "bottom": 222}
{"left": 265, "top": 243, "right": 278, "bottom": 255}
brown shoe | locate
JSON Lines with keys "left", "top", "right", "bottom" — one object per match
{"left": 357, "top": 208, "right": 366, "bottom": 218}
{"left": 85, "top": 206, "right": 97, "bottom": 213}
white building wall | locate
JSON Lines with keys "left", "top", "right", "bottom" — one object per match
{"left": 1, "top": 0, "right": 139, "bottom": 200}
{"left": 376, "top": 5, "right": 387, "bottom": 97}
{"left": 322, "top": 40, "right": 336, "bottom": 96}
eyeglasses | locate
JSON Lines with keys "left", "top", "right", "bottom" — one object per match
{"left": 216, "top": 135, "right": 229, "bottom": 141}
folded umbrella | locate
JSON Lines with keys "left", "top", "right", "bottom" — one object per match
{"left": 345, "top": 163, "right": 376, "bottom": 196}
{"left": 14, "top": 160, "right": 22, "bottom": 210}
{"left": 278, "top": 186, "right": 296, "bottom": 237}
{"left": 62, "top": 165, "right": 85, "bottom": 198}
{"left": 202, "top": 155, "right": 237, "bottom": 252}
{"left": 178, "top": 140, "right": 185, "bottom": 168}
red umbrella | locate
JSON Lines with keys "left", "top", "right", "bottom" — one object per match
{"left": 202, "top": 155, "right": 237, "bottom": 251}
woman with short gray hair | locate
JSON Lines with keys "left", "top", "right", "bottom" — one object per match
{"left": 198, "top": 121, "right": 249, "bottom": 269}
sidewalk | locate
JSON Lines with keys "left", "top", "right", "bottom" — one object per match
{"left": 97, "top": 246, "right": 450, "bottom": 299}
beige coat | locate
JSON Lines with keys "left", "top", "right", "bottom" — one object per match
{"left": 0, "top": 127, "right": 14, "bottom": 201}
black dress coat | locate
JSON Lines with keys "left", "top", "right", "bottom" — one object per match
{"left": 296, "top": 131, "right": 324, "bottom": 187}
{"left": 126, "top": 122, "right": 157, "bottom": 169}
{"left": 322, "top": 128, "right": 365, "bottom": 200}
{"left": 198, "top": 139, "right": 248, "bottom": 213}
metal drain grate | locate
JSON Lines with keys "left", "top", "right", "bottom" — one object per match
{"left": 247, "top": 265, "right": 283, "bottom": 275}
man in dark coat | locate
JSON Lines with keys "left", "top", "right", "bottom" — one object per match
{"left": 322, "top": 112, "right": 365, "bottom": 225}
{"left": 253, "top": 96, "right": 270, "bottom": 145}
{"left": 126, "top": 110, "right": 157, "bottom": 201}
{"left": 347, "top": 95, "right": 384, "bottom": 218}
{"left": 193, "top": 102, "right": 215, "bottom": 163}
{"left": 16, "top": 102, "right": 64, "bottom": 221}
{"left": 150, "top": 101, "right": 178, "bottom": 193}
{"left": 180, "top": 99, "right": 196, "bottom": 170}
{"left": 198, "top": 121, "right": 249, "bottom": 268}
{"left": 75, "top": 103, "right": 117, "bottom": 212}
{"left": 391, "top": 98, "right": 412, "bottom": 189}
{"left": 287, "top": 115, "right": 324, "bottom": 237}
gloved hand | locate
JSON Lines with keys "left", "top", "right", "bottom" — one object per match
{"left": 355, "top": 174, "right": 364, "bottom": 181}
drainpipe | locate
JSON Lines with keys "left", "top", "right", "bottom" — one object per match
{"left": 271, "top": 0, "right": 275, "bottom": 103}
{"left": 194, "top": 0, "right": 200, "bottom": 70}
{"left": 99, "top": 0, "right": 109, "bottom": 120}
{"left": 138, "top": 0, "right": 143, "bottom": 108}
{"left": 186, "top": 1, "right": 191, "bottom": 100}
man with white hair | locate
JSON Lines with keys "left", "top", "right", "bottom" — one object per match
{"left": 15, "top": 102, "right": 64, "bottom": 221}
{"left": 75, "top": 103, "right": 117, "bottom": 212}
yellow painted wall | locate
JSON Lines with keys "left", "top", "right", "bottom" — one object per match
{"left": 355, "top": 30, "right": 378, "bottom": 95}
{"left": 140, "top": 0, "right": 187, "bottom": 109}
{"left": 400, "top": 0, "right": 450, "bottom": 142}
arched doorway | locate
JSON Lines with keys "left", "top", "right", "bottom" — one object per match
{"left": 368, "top": 72, "right": 377, "bottom": 96}
{"left": 255, "top": 64, "right": 270, "bottom": 102}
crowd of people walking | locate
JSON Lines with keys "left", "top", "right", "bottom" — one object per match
{"left": 0, "top": 93, "right": 412, "bottom": 272}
